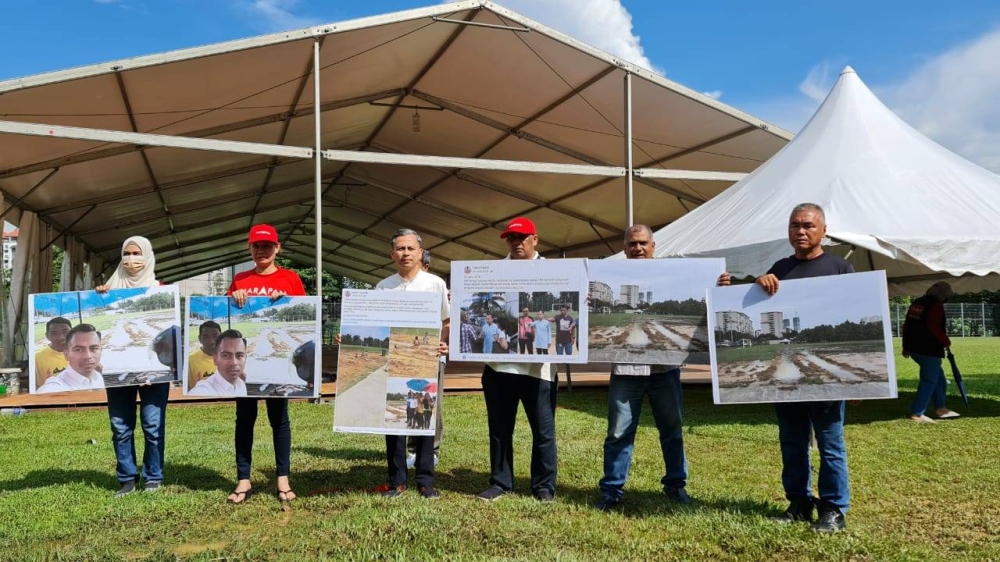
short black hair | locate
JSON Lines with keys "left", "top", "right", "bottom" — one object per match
{"left": 46, "top": 317, "right": 72, "bottom": 332}
{"left": 215, "top": 329, "right": 247, "bottom": 351}
{"left": 198, "top": 320, "right": 222, "bottom": 336}
{"left": 67, "top": 323, "right": 102, "bottom": 344}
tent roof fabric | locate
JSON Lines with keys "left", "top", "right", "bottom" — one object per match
{"left": 0, "top": 1, "right": 790, "bottom": 285}
{"left": 649, "top": 66, "right": 1000, "bottom": 296}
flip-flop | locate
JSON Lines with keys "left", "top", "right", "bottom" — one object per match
{"left": 277, "top": 488, "right": 297, "bottom": 502}
{"left": 910, "top": 415, "right": 936, "bottom": 424}
{"left": 227, "top": 488, "right": 254, "bottom": 504}
{"left": 938, "top": 411, "right": 961, "bottom": 419}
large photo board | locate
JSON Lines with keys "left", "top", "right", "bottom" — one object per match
{"left": 449, "top": 259, "right": 588, "bottom": 363}
{"left": 707, "top": 271, "right": 897, "bottom": 404}
{"left": 334, "top": 290, "right": 442, "bottom": 436}
{"left": 184, "top": 296, "right": 321, "bottom": 398}
{"left": 28, "top": 286, "right": 181, "bottom": 394}
{"left": 587, "top": 258, "right": 724, "bottom": 365}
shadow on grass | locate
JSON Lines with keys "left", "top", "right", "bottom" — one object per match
{"left": 0, "top": 469, "right": 114, "bottom": 492}
{"left": 298, "top": 446, "right": 383, "bottom": 463}
{"left": 165, "top": 462, "right": 231, "bottom": 492}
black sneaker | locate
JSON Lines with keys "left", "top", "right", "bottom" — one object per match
{"left": 476, "top": 486, "right": 506, "bottom": 501}
{"left": 594, "top": 495, "right": 621, "bottom": 511}
{"left": 533, "top": 490, "right": 554, "bottom": 502}
{"left": 143, "top": 481, "right": 161, "bottom": 493}
{"left": 811, "top": 506, "right": 846, "bottom": 533}
{"left": 664, "top": 487, "right": 692, "bottom": 505}
{"left": 773, "top": 498, "right": 815, "bottom": 523}
{"left": 115, "top": 480, "right": 136, "bottom": 498}
{"left": 381, "top": 484, "right": 406, "bottom": 498}
{"left": 418, "top": 485, "right": 440, "bottom": 499}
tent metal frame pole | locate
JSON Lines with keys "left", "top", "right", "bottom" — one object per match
{"left": 313, "top": 39, "right": 323, "bottom": 297}
{"left": 624, "top": 71, "right": 634, "bottom": 228}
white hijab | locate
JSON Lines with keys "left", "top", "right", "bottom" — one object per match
{"left": 105, "top": 236, "right": 158, "bottom": 289}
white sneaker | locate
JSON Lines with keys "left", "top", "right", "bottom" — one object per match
{"left": 406, "top": 453, "right": 416, "bottom": 469}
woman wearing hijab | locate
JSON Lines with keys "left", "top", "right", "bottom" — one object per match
{"left": 95, "top": 236, "right": 170, "bottom": 497}
{"left": 225, "top": 224, "right": 306, "bottom": 504}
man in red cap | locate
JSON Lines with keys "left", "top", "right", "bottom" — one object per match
{"left": 476, "top": 216, "right": 558, "bottom": 502}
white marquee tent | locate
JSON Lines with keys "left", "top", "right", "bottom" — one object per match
{"left": 649, "top": 66, "right": 1000, "bottom": 296}
{"left": 0, "top": 1, "right": 793, "bottom": 362}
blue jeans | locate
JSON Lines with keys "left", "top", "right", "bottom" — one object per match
{"left": 599, "top": 369, "right": 687, "bottom": 499}
{"left": 106, "top": 383, "right": 169, "bottom": 484}
{"left": 910, "top": 354, "right": 947, "bottom": 416}
{"left": 774, "top": 400, "right": 849, "bottom": 511}
{"left": 556, "top": 342, "right": 573, "bottom": 355}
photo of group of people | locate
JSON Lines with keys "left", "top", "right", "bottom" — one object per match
{"left": 456, "top": 292, "right": 582, "bottom": 360}
{"left": 384, "top": 377, "right": 437, "bottom": 431}
{"left": 28, "top": 286, "right": 181, "bottom": 394}
{"left": 183, "top": 296, "right": 321, "bottom": 398}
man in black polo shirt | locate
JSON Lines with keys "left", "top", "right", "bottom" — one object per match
{"left": 718, "top": 202, "right": 853, "bottom": 533}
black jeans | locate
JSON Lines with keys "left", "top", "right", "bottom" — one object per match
{"left": 518, "top": 339, "right": 534, "bottom": 354}
{"left": 387, "top": 434, "right": 434, "bottom": 488}
{"left": 235, "top": 398, "right": 291, "bottom": 481}
{"left": 481, "top": 365, "right": 557, "bottom": 494}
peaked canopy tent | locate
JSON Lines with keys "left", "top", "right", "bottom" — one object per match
{"left": 0, "top": 2, "right": 792, "bottom": 362}
{"left": 649, "top": 67, "right": 1000, "bottom": 296}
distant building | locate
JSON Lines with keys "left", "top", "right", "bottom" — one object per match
{"left": 760, "top": 311, "right": 784, "bottom": 337}
{"left": 715, "top": 311, "right": 753, "bottom": 336}
{"left": 2, "top": 228, "right": 18, "bottom": 270}
{"left": 589, "top": 280, "right": 614, "bottom": 304}
{"left": 783, "top": 319, "right": 791, "bottom": 330}
{"left": 793, "top": 317, "right": 801, "bottom": 331}
{"left": 860, "top": 315, "right": 881, "bottom": 324}
{"left": 620, "top": 284, "right": 640, "bottom": 307}
{"left": 646, "top": 291, "right": 652, "bottom": 304}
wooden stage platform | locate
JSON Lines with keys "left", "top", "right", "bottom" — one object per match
{"left": 0, "top": 361, "right": 711, "bottom": 411}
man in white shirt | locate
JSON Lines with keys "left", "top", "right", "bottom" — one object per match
{"left": 37, "top": 324, "right": 106, "bottom": 392}
{"left": 595, "top": 225, "right": 690, "bottom": 511}
{"left": 190, "top": 330, "right": 249, "bottom": 397}
{"left": 476, "top": 217, "right": 557, "bottom": 502}
{"left": 375, "top": 228, "right": 450, "bottom": 499}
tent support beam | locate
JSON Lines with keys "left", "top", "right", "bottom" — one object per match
{"left": 281, "top": 247, "right": 385, "bottom": 285}
{"left": 624, "top": 71, "right": 634, "bottom": 228}
{"left": 430, "top": 16, "right": 529, "bottom": 32}
{"left": 0, "top": 89, "right": 403, "bottom": 180}
{"left": 0, "top": 168, "right": 58, "bottom": 221}
{"left": 313, "top": 38, "right": 324, "bottom": 297}
{"left": 39, "top": 206, "right": 97, "bottom": 253}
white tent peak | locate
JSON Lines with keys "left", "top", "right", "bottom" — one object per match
{"left": 648, "top": 67, "right": 1000, "bottom": 295}
{"left": 840, "top": 65, "right": 856, "bottom": 75}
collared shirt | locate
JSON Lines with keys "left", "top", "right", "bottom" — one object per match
{"left": 481, "top": 323, "right": 501, "bottom": 354}
{"left": 531, "top": 320, "right": 551, "bottom": 349}
{"left": 460, "top": 322, "right": 478, "bottom": 353}
{"left": 190, "top": 372, "right": 248, "bottom": 397}
{"left": 374, "top": 270, "right": 450, "bottom": 321}
{"left": 37, "top": 365, "right": 105, "bottom": 392}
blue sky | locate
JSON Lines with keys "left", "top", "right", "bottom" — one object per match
{"left": 2, "top": 0, "right": 999, "bottom": 170}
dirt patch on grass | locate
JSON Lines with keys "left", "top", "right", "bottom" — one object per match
{"left": 337, "top": 350, "right": 388, "bottom": 394}
{"left": 718, "top": 357, "right": 780, "bottom": 388}
{"left": 387, "top": 332, "right": 438, "bottom": 378}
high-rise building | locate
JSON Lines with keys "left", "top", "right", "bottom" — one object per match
{"left": 646, "top": 291, "right": 652, "bottom": 303}
{"left": 760, "top": 311, "right": 784, "bottom": 337}
{"left": 783, "top": 319, "right": 791, "bottom": 330}
{"left": 2, "top": 228, "right": 18, "bottom": 271}
{"left": 793, "top": 317, "right": 801, "bottom": 331}
{"left": 715, "top": 311, "right": 753, "bottom": 335}
{"left": 588, "top": 281, "right": 614, "bottom": 304}
{"left": 620, "top": 284, "right": 640, "bottom": 307}
{"left": 860, "top": 315, "right": 881, "bottom": 324}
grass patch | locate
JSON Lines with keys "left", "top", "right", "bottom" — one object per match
{"left": 717, "top": 340, "right": 884, "bottom": 363}
{"left": 1, "top": 339, "right": 999, "bottom": 560}
{"left": 589, "top": 313, "right": 702, "bottom": 327}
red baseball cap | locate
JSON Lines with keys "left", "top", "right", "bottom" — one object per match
{"left": 248, "top": 224, "right": 279, "bottom": 244}
{"left": 500, "top": 217, "right": 536, "bottom": 239}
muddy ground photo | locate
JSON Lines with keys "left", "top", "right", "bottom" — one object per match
{"left": 589, "top": 313, "right": 710, "bottom": 364}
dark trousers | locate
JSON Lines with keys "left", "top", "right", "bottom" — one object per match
{"left": 235, "top": 398, "right": 291, "bottom": 481}
{"left": 482, "top": 365, "right": 557, "bottom": 494}
{"left": 535, "top": 349, "right": 549, "bottom": 355}
{"left": 518, "top": 339, "right": 534, "bottom": 354}
{"left": 388, "top": 434, "right": 434, "bottom": 488}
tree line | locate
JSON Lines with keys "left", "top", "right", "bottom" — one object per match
{"left": 340, "top": 334, "right": 389, "bottom": 349}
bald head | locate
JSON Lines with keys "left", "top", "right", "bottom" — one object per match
{"left": 926, "top": 281, "right": 953, "bottom": 301}
{"left": 624, "top": 224, "right": 655, "bottom": 259}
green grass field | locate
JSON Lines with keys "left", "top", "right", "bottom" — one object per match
{"left": 1, "top": 338, "right": 999, "bottom": 561}
{"left": 716, "top": 340, "right": 886, "bottom": 363}
{"left": 32, "top": 310, "right": 174, "bottom": 345}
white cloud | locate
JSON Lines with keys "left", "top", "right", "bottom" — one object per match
{"left": 882, "top": 27, "right": 1000, "bottom": 173}
{"left": 238, "top": 0, "right": 321, "bottom": 31}
{"left": 702, "top": 90, "right": 723, "bottom": 100}
{"left": 798, "top": 61, "right": 836, "bottom": 103}
{"left": 499, "top": 0, "right": 659, "bottom": 73}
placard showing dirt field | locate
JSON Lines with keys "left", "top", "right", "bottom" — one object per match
{"left": 184, "top": 296, "right": 321, "bottom": 398}
{"left": 334, "top": 290, "right": 441, "bottom": 436}
{"left": 587, "top": 258, "right": 724, "bottom": 365}
{"left": 707, "top": 271, "right": 897, "bottom": 404}
{"left": 28, "top": 286, "right": 181, "bottom": 394}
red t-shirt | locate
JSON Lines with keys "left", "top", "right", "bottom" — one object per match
{"left": 227, "top": 268, "right": 306, "bottom": 297}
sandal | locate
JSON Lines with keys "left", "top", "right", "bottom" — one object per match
{"left": 277, "top": 488, "right": 297, "bottom": 502}
{"left": 227, "top": 488, "right": 254, "bottom": 504}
